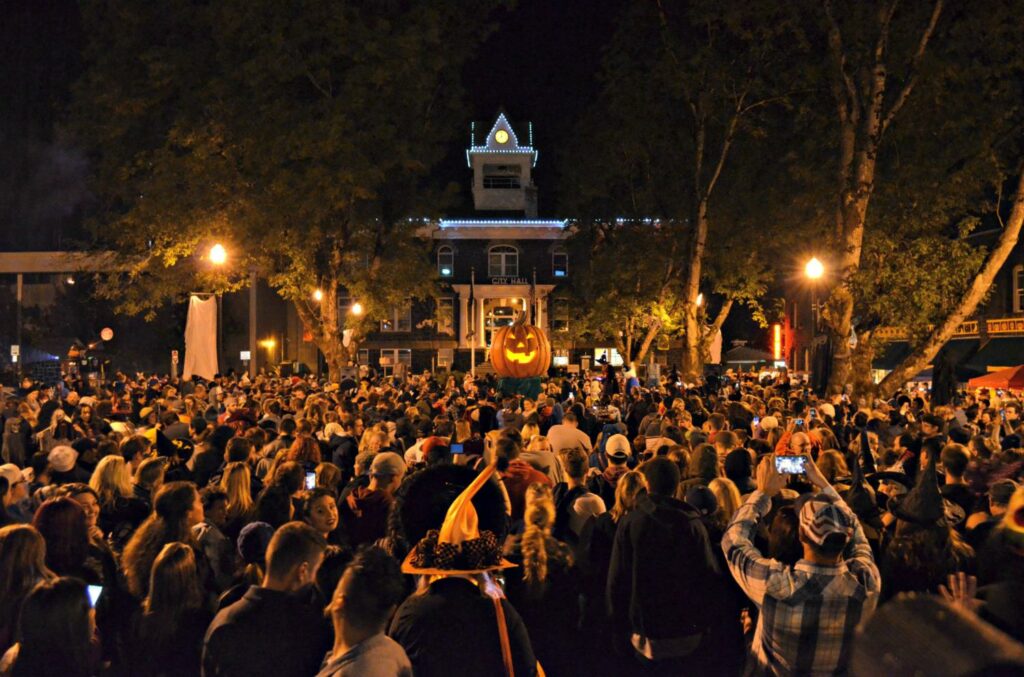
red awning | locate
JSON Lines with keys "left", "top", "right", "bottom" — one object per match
{"left": 967, "top": 365, "right": 1024, "bottom": 390}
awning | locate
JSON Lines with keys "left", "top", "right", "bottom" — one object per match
{"left": 724, "top": 345, "right": 775, "bottom": 365}
{"left": 968, "top": 365, "right": 1024, "bottom": 390}
{"left": 963, "top": 337, "right": 1024, "bottom": 372}
{"left": 871, "top": 339, "right": 982, "bottom": 381}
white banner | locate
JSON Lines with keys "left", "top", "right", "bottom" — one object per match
{"left": 183, "top": 295, "right": 219, "bottom": 381}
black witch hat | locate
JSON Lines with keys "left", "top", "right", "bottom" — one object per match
{"left": 846, "top": 434, "right": 882, "bottom": 528}
{"left": 890, "top": 440, "right": 946, "bottom": 526}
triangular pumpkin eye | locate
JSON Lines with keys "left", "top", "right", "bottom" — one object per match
{"left": 525, "top": 333, "right": 534, "bottom": 339}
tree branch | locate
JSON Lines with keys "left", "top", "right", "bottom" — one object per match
{"left": 823, "top": 0, "right": 860, "bottom": 125}
{"left": 877, "top": 166, "right": 1024, "bottom": 397}
{"left": 880, "top": 0, "right": 944, "bottom": 134}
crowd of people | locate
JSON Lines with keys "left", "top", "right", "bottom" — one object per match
{"left": 0, "top": 364, "right": 1022, "bottom": 676}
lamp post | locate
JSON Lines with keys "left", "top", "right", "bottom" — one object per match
{"left": 804, "top": 257, "right": 825, "bottom": 376}
{"left": 209, "top": 244, "right": 227, "bottom": 374}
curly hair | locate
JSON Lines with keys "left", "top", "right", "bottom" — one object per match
{"left": 521, "top": 483, "right": 555, "bottom": 584}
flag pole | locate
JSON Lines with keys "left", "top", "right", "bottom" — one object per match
{"left": 469, "top": 267, "right": 476, "bottom": 378}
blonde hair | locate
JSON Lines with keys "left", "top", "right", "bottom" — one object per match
{"left": 521, "top": 483, "right": 556, "bottom": 584}
{"left": 610, "top": 470, "right": 648, "bottom": 522}
{"left": 709, "top": 478, "right": 742, "bottom": 529}
{"left": 90, "top": 455, "right": 133, "bottom": 505}
{"left": 817, "top": 450, "right": 849, "bottom": 484}
{"left": 221, "top": 462, "right": 253, "bottom": 521}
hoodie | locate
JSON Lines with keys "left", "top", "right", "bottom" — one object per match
{"left": 339, "top": 487, "right": 393, "bottom": 547}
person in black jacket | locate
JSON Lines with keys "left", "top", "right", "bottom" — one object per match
{"left": 607, "top": 457, "right": 723, "bottom": 674}
{"left": 202, "top": 522, "right": 330, "bottom": 677}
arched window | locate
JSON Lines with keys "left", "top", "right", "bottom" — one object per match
{"left": 1014, "top": 264, "right": 1024, "bottom": 313}
{"left": 488, "top": 245, "right": 518, "bottom": 277}
{"left": 437, "top": 245, "right": 454, "bottom": 277}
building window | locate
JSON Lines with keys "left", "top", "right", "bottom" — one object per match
{"left": 438, "top": 246, "right": 454, "bottom": 277}
{"left": 381, "top": 300, "right": 412, "bottom": 332}
{"left": 482, "top": 164, "right": 522, "bottom": 190}
{"left": 552, "top": 249, "right": 568, "bottom": 278}
{"left": 551, "top": 297, "right": 570, "bottom": 332}
{"left": 358, "top": 349, "right": 370, "bottom": 365}
{"left": 488, "top": 245, "right": 518, "bottom": 277}
{"left": 379, "top": 349, "right": 412, "bottom": 368}
{"left": 437, "top": 297, "right": 454, "bottom": 335}
{"left": 1014, "top": 265, "right": 1024, "bottom": 313}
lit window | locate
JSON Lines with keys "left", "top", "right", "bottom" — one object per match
{"left": 381, "top": 300, "right": 412, "bottom": 332}
{"left": 488, "top": 245, "right": 518, "bottom": 277}
{"left": 1014, "top": 265, "right": 1024, "bottom": 313}
{"left": 552, "top": 249, "right": 568, "bottom": 278}
{"left": 438, "top": 246, "right": 454, "bottom": 277}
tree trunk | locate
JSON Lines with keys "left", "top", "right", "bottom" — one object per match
{"left": 292, "top": 280, "right": 358, "bottom": 383}
{"left": 635, "top": 318, "right": 662, "bottom": 366}
{"left": 681, "top": 198, "right": 710, "bottom": 382}
{"left": 876, "top": 170, "right": 1024, "bottom": 398}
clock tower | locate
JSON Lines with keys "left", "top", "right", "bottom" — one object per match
{"left": 468, "top": 112, "right": 539, "bottom": 216}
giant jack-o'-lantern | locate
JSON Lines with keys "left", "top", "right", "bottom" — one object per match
{"left": 490, "top": 312, "right": 551, "bottom": 378}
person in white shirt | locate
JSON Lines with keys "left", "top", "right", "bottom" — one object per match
{"left": 547, "top": 412, "right": 593, "bottom": 456}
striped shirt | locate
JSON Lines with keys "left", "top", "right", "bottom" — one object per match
{"left": 722, "top": 488, "right": 881, "bottom": 676}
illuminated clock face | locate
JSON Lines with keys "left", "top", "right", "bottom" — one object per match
{"left": 495, "top": 129, "right": 509, "bottom": 144}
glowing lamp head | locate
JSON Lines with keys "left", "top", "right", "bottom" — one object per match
{"left": 696, "top": 293, "right": 704, "bottom": 307}
{"left": 350, "top": 302, "right": 364, "bottom": 316}
{"left": 312, "top": 288, "right": 324, "bottom": 302}
{"left": 209, "top": 244, "right": 227, "bottom": 265}
{"left": 805, "top": 257, "right": 824, "bottom": 280}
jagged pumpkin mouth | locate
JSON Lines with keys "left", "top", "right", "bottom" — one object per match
{"left": 504, "top": 347, "right": 537, "bottom": 364}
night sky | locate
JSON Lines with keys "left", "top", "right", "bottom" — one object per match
{"left": 1, "top": 0, "right": 622, "bottom": 248}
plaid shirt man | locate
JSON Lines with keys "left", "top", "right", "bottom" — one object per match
{"left": 722, "top": 487, "right": 881, "bottom": 676}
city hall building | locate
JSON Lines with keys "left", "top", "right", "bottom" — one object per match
{"left": 351, "top": 112, "right": 575, "bottom": 374}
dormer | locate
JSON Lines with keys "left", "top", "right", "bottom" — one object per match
{"left": 467, "top": 113, "right": 538, "bottom": 216}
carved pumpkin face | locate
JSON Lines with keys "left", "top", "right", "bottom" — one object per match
{"left": 491, "top": 316, "right": 551, "bottom": 378}
{"left": 504, "top": 327, "right": 540, "bottom": 364}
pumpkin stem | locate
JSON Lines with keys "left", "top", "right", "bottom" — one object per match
{"left": 512, "top": 310, "right": 527, "bottom": 328}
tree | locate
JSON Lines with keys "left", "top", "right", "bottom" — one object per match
{"left": 561, "top": 0, "right": 806, "bottom": 376}
{"left": 70, "top": 0, "right": 505, "bottom": 379}
{"left": 815, "top": 0, "right": 1024, "bottom": 395}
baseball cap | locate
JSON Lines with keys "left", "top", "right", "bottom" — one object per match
{"left": 0, "top": 463, "right": 30, "bottom": 487}
{"left": 605, "top": 434, "right": 631, "bottom": 464}
{"left": 798, "top": 493, "right": 855, "bottom": 545}
{"left": 370, "top": 452, "right": 406, "bottom": 478}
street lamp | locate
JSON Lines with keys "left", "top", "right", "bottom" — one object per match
{"left": 209, "top": 243, "right": 227, "bottom": 266}
{"left": 350, "top": 301, "right": 364, "bottom": 316}
{"left": 696, "top": 293, "right": 704, "bottom": 308}
{"left": 312, "top": 288, "right": 324, "bottom": 303}
{"left": 805, "top": 257, "right": 824, "bottom": 280}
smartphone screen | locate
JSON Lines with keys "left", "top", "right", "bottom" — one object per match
{"left": 304, "top": 472, "right": 316, "bottom": 490}
{"left": 775, "top": 456, "right": 808, "bottom": 475}
{"left": 753, "top": 416, "right": 761, "bottom": 426}
{"left": 450, "top": 443, "right": 465, "bottom": 455}
{"left": 809, "top": 408, "right": 817, "bottom": 419}
{"left": 794, "top": 418, "right": 805, "bottom": 427}
{"left": 87, "top": 585, "right": 103, "bottom": 608}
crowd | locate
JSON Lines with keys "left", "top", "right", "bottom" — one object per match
{"left": 0, "top": 365, "right": 1022, "bottom": 676}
